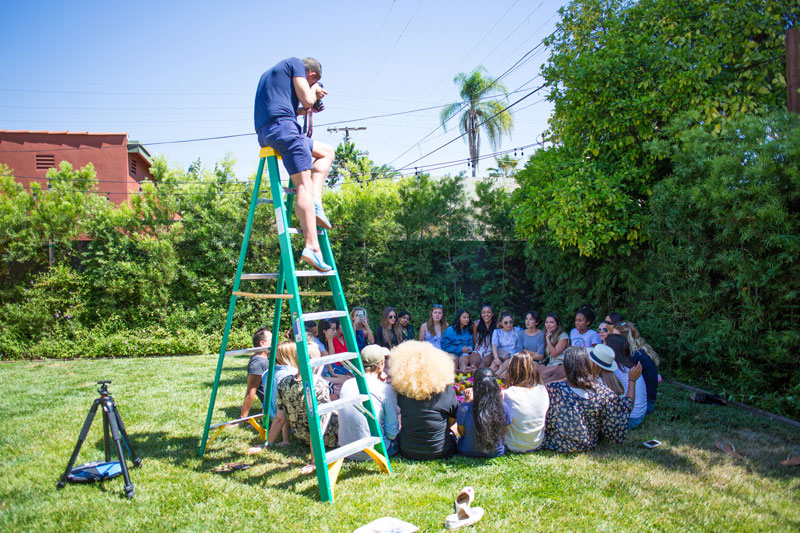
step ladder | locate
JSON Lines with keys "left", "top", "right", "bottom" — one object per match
{"left": 198, "top": 146, "right": 391, "bottom": 502}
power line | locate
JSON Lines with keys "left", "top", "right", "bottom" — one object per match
{"left": 419, "top": 0, "right": 523, "bottom": 101}
{"left": 8, "top": 134, "right": 547, "bottom": 192}
{"left": 0, "top": 104, "right": 251, "bottom": 111}
{"left": 0, "top": 87, "right": 250, "bottom": 96}
{"left": 0, "top": 87, "right": 543, "bottom": 152}
{"left": 384, "top": 39, "right": 551, "bottom": 167}
{"left": 341, "top": 1, "right": 397, "bottom": 116}
{"left": 344, "top": 0, "right": 425, "bottom": 114}
{"left": 386, "top": 71, "right": 545, "bottom": 167}
{"left": 398, "top": 83, "right": 547, "bottom": 171}
{"left": 395, "top": 144, "right": 541, "bottom": 177}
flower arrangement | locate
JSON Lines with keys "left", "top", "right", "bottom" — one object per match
{"left": 453, "top": 372, "right": 507, "bottom": 403}
{"left": 453, "top": 372, "right": 474, "bottom": 402}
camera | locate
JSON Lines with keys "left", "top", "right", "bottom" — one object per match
{"left": 312, "top": 83, "right": 325, "bottom": 112}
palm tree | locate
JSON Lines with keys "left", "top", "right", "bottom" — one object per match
{"left": 486, "top": 154, "right": 519, "bottom": 180}
{"left": 440, "top": 67, "right": 514, "bottom": 177}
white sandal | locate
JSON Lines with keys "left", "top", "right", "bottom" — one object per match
{"left": 446, "top": 506, "right": 484, "bottom": 530}
{"left": 453, "top": 486, "right": 475, "bottom": 513}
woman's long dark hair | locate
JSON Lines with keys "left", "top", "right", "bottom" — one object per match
{"left": 563, "top": 346, "right": 597, "bottom": 391}
{"left": 317, "top": 319, "right": 332, "bottom": 345}
{"left": 380, "top": 306, "right": 402, "bottom": 347}
{"left": 475, "top": 304, "right": 497, "bottom": 346}
{"left": 471, "top": 368, "right": 507, "bottom": 452}
{"left": 454, "top": 309, "right": 470, "bottom": 335}
{"left": 605, "top": 333, "right": 633, "bottom": 369}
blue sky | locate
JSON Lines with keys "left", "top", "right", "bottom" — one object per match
{"left": 0, "top": 0, "right": 565, "bottom": 181}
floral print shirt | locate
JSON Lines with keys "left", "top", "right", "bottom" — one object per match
{"left": 542, "top": 381, "right": 633, "bottom": 453}
{"left": 276, "top": 374, "right": 338, "bottom": 447}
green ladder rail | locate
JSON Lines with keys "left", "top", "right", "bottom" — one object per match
{"left": 198, "top": 146, "right": 391, "bottom": 502}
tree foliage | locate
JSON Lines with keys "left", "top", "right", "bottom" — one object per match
{"left": 641, "top": 112, "right": 800, "bottom": 414}
{"left": 515, "top": 0, "right": 797, "bottom": 256}
{"left": 328, "top": 141, "right": 359, "bottom": 187}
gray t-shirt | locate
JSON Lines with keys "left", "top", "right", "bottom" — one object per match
{"left": 337, "top": 374, "right": 399, "bottom": 461}
{"left": 247, "top": 354, "right": 269, "bottom": 400}
{"left": 517, "top": 329, "right": 545, "bottom": 355}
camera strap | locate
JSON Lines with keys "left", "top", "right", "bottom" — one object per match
{"left": 303, "top": 108, "right": 314, "bottom": 138}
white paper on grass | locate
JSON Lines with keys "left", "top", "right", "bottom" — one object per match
{"left": 353, "top": 516, "right": 418, "bottom": 533}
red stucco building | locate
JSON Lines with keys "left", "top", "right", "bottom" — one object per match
{"left": 0, "top": 130, "right": 154, "bottom": 205}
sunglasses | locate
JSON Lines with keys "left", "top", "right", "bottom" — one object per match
{"left": 598, "top": 327, "right": 609, "bottom": 332}
{"left": 432, "top": 304, "right": 443, "bottom": 309}
{"left": 388, "top": 315, "right": 397, "bottom": 319}
{"left": 503, "top": 320, "right": 513, "bottom": 325}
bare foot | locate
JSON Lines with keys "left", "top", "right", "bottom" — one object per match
{"left": 275, "top": 440, "right": 290, "bottom": 447}
{"left": 299, "top": 464, "right": 315, "bottom": 475}
{"left": 246, "top": 445, "right": 265, "bottom": 455}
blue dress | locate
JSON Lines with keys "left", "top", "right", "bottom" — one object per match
{"left": 423, "top": 326, "right": 443, "bottom": 349}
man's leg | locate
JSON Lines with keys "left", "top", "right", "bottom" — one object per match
{"left": 291, "top": 169, "right": 331, "bottom": 271}
{"left": 289, "top": 169, "right": 318, "bottom": 251}
{"left": 311, "top": 140, "right": 334, "bottom": 204}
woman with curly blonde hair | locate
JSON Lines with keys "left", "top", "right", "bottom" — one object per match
{"left": 389, "top": 340, "right": 458, "bottom": 460}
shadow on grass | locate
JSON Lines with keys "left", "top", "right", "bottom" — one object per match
{"left": 125, "top": 429, "right": 348, "bottom": 501}
{"left": 643, "top": 385, "right": 800, "bottom": 482}
{"left": 203, "top": 377, "right": 251, "bottom": 389}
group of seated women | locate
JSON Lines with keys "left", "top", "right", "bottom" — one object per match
{"left": 244, "top": 303, "right": 661, "bottom": 470}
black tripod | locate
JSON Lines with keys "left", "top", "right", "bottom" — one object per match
{"left": 57, "top": 380, "right": 142, "bottom": 498}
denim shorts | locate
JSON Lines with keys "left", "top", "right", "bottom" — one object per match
{"left": 628, "top": 415, "right": 645, "bottom": 429}
{"left": 257, "top": 119, "right": 313, "bottom": 176}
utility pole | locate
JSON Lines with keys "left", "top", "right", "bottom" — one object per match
{"left": 327, "top": 126, "right": 366, "bottom": 144}
{"left": 787, "top": 27, "right": 800, "bottom": 114}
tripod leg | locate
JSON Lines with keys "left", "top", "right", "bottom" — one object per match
{"left": 104, "top": 399, "right": 135, "bottom": 499}
{"left": 57, "top": 399, "right": 100, "bottom": 489}
{"left": 102, "top": 409, "right": 111, "bottom": 462}
{"left": 111, "top": 398, "right": 142, "bottom": 467}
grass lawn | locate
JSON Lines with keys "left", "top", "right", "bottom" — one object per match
{"left": 1, "top": 355, "right": 798, "bottom": 532}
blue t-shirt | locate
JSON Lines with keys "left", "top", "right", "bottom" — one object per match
{"left": 569, "top": 328, "right": 601, "bottom": 348}
{"left": 456, "top": 401, "right": 511, "bottom": 458}
{"left": 355, "top": 329, "right": 369, "bottom": 352}
{"left": 254, "top": 57, "right": 306, "bottom": 131}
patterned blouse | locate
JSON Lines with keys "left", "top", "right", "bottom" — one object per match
{"left": 276, "top": 374, "right": 339, "bottom": 448}
{"left": 541, "top": 381, "right": 633, "bottom": 453}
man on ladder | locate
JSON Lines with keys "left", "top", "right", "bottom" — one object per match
{"left": 254, "top": 56, "right": 335, "bottom": 272}
{"left": 199, "top": 56, "right": 391, "bottom": 503}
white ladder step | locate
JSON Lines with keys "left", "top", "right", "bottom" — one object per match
{"left": 240, "top": 271, "right": 335, "bottom": 280}
{"left": 316, "top": 393, "right": 369, "bottom": 417}
{"left": 224, "top": 346, "right": 270, "bottom": 357}
{"left": 310, "top": 352, "right": 359, "bottom": 369}
{"left": 325, "top": 436, "right": 382, "bottom": 464}
{"left": 303, "top": 310, "right": 346, "bottom": 322}
{"left": 287, "top": 227, "right": 324, "bottom": 235}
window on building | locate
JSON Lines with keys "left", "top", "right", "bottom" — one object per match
{"left": 35, "top": 154, "right": 55, "bottom": 170}
{"left": 130, "top": 159, "right": 137, "bottom": 176}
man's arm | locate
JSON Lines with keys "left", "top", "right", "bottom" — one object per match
{"left": 292, "top": 77, "right": 326, "bottom": 109}
{"left": 240, "top": 374, "right": 262, "bottom": 418}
